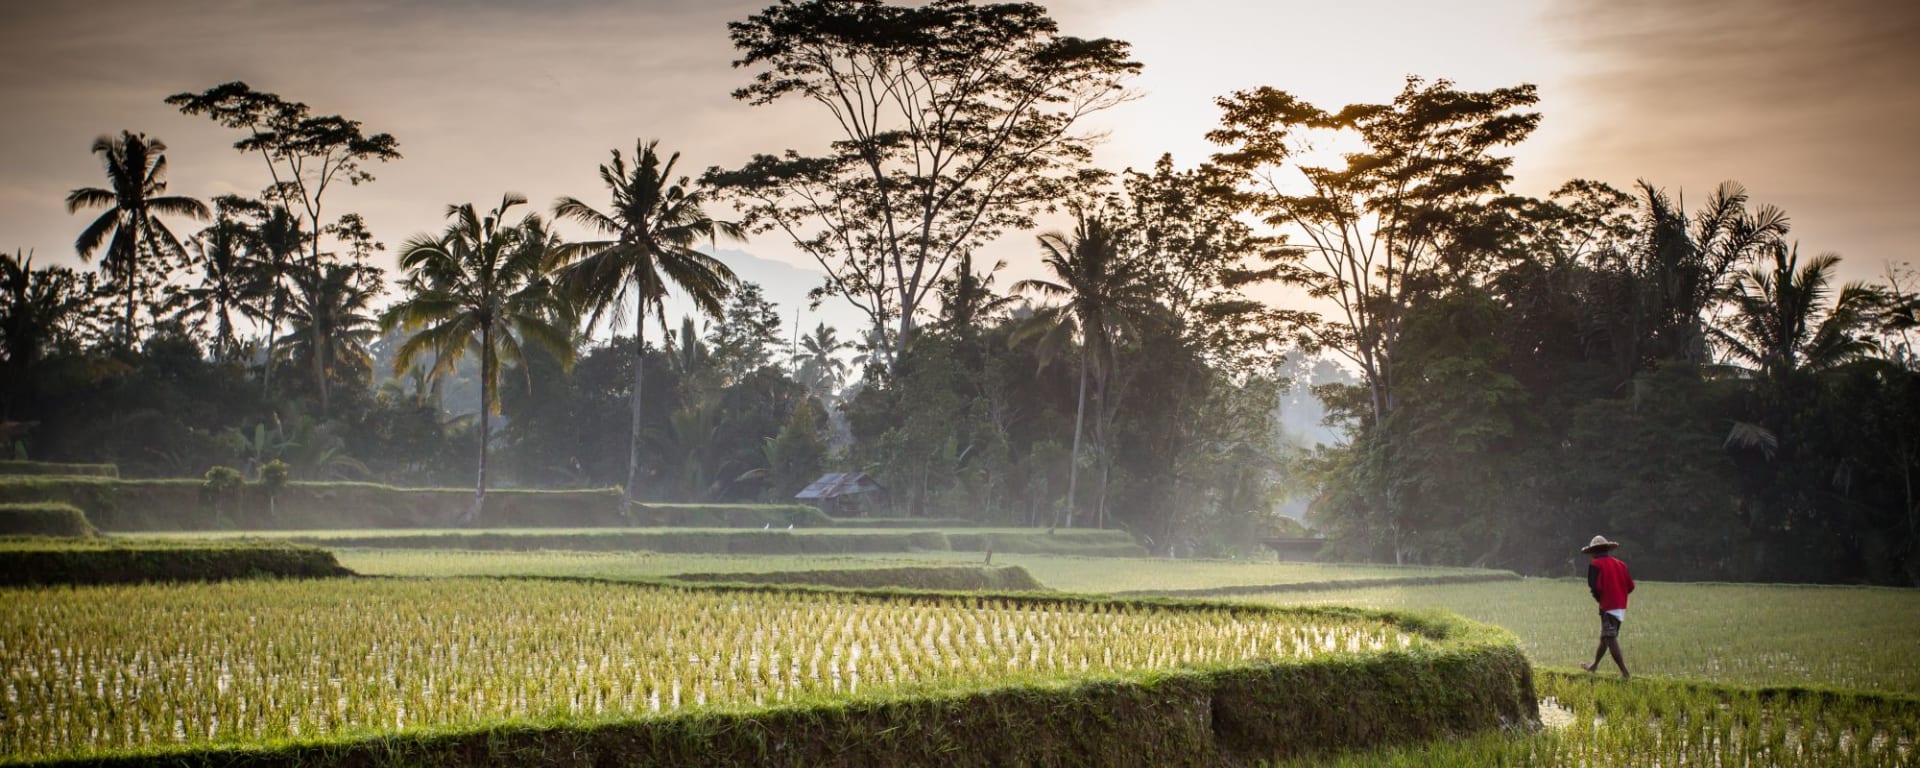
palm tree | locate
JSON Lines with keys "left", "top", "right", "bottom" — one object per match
{"left": 1713, "top": 243, "right": 1881, "bottom": 387}
{"left": 1609, "top": 181, "right": 1790, "bottom": 376}
{"left": 279, "top": 262, "right": 381, "bottom": 393}
{"left": 937, "top": 251, "right": 1019, "bottom": 338}
{"left": 65, "top": 131, "right": 209, "bottom": 342}
{"left": 383, "top": 194, "right": 574, "bottom": 522}
{"left": 553, "top": 139, "right": 742, "bottom": 505}
{"left": 175, "top": 198, "right": 267, "bottom": 362}
{"left": 1014, "top": 214, "right": 1154, "bottom": 528}
{"left": 791, "top": 322, "right": 852, "bottom": 397}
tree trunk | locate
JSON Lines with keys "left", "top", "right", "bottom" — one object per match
{"left": 217, "top": 305, "right": 233, "bottom": 363}
{"left": 123, "top": 262, "right": 138, "bottom": 345}
{"left": 468, "top": 326, "right": 491, "bottom": 526}
{"left": 310, "top": 232, "right": 330, "bottom": 418}
{"left": 622, "top": 308, "right": 647, "bottom": 507}
{"left": 1064, "top": 355, "right": 1088, "bottom": 529}
{"left": 1096, "top": 459, "right": 1110, "bottom": 530}
{"left": 263, "top": 289, "right": 283, "bottom": 397}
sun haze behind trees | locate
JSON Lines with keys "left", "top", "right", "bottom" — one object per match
{"left": 2, "top": 0, "right": 1918, "bottom": 584}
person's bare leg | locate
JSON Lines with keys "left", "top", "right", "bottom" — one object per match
{"left": 1605, "top": 637, "right": 1629, "bottom": 679}
{"left": 1583, "top": 641, "right": 1606, "bottom": 673}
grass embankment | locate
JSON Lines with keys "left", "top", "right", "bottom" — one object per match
{"left": 169, "top": 527, "right": 1148, "bottom": 557}
{"left": 0, "top": 462, "right": 118, "bottom": 478}
{"left": 0, "top": 476, "right": 833, "bottom": 531}
{"left": 668, "top": 564, "right": 1046, "bottom": 591}
{"left": 0, "top": 503, "right": 97, "bottom": 537}
{"left": 0, "top": 538, "right": 350, "bottom": 586}
{"left": 337, "top": 549, "right": 1500, "bottom": 591}
{"left": 1284, "top": 671, "right": 1920, "bottom": 767}
{"left": 1, "top": 578, "right": 1532, "bottom": 766}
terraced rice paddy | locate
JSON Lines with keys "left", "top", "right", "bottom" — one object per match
{"left": 333, "top": 548, "right": 1496, "bottom": 592}
{"left": 0, "top": 579, "right": 1422, "bottom": 760}
{"left": 1284, "top": 671, "right": 1920, "bottom": 767}
{"left": 1249, "top": 579, "right": 1920, "bottom": 695}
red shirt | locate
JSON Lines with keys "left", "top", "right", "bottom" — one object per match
{"left": 1587, "top": 555, "right": 1634, "bottom": 612}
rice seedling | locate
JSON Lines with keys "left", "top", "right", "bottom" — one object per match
{"left": 1251, "top": 579, "right": 1920, "bottom": 695}
{"left": 0, "top": 578, "right": 1425, "bottom": 760}
{"left": 1277, "top": 671, "right": 1920, "bottom": 767}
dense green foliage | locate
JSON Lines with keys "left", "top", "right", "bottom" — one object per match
{"left": 1207, "top": 84, "right": 1920, "bottom": 584}
{"left": 0, "top": 538, "right": 348, "bottom": 585}
{"left": 0, "top": 503, "right": 96, "bottom": 537}
{"left": 272, "top": 527, "right": 1142, "bottom": 557}
{"left": 5, "top": 0, "right": 1916, "bottom": 583}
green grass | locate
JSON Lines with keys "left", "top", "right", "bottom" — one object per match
{"left": 0, "top": 537, "right": 350, "bottom": 586}
{"left": 1244, "top": 578, "right": 1920, "bottom": 696}
{"left": 333, "top": 549, "right": 1501, "bottom": 591}
{"left": 1277, "top": 671, "right": 1920, "bottom": 767}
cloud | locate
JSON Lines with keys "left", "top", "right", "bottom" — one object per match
{"left": 1543, "top": 0, "right": 1920, "bottom": 273}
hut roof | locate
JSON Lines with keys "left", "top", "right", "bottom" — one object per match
{"left": 795, "top": 472, "right": 883, "bottom": 500}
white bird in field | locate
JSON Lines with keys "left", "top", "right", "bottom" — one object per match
{"left": 763, "top": 523, "right": 771, "bottom": 530}
{"left": 787, "top": 523, "right": 794, "bottom": 530}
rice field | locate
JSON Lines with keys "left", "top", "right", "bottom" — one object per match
{"left": 0, "top": 578, "right": 1423, "bottom": 760}
{"left": 333, "top": 548, "right": 1494, "bottom": 592}
{"left": 1248, "top": 579, "right": 1920, "bottom": 696}
{"left": 1282, "top": 671, "right": 1920, "bottom": 767}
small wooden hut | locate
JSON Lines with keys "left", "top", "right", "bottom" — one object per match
{"left": 795, "top": 472, "right": 886, "bottom": 516}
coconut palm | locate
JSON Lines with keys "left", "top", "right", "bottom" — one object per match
{"left": 383, "top": 194, "right": 574, "bottom": 521}
{"left": 1614, "top": 181, "right": 1790, "bottom": 371}
{"left": 936, "top": 251, "right": 1020, "bottom": 338}
{"left": 1014, "top": 214, "right": 1155, "bottom": 528}
{"left": 174, "top": 198, "right": 267, "bottom": 362}
{"left": 278, "top": 262, "right": 381, "bottom": 393}
{"left": 65, "top": 131, "right": 209, "bottom": 342}
{"left": 242, "top": 204, "right": 305, "bottom": 393}
{"left": 792, "top": 322, "right": 852, "bottom": 397}
{"left": 553, "top": 140, "right": 742, "bottom": 504}
{"left": 1713, "top": 243, "right": 1881, "bottom": 384}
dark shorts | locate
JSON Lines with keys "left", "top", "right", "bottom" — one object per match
{"left": 1599, "top": 612, "right": 1622, "bottom": 639}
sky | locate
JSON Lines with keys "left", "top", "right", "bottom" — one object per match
{"left": 2, "top": 0, "right": 1915, "bottom": 342}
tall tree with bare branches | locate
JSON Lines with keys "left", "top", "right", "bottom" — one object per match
{"left": 709, "top": 0, "right": 1140, "bottom": 366}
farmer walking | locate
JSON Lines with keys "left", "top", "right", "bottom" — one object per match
{"left": 1580, "top": 535, "right": 1634, "bottom": 679}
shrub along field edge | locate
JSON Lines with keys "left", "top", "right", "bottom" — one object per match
{"left": 0, "top": 477, "right": 845, "bottom": 531}
{"left": 667, "top": 564, "right": 1048, "bottom": 592}
{"left": 0, "top": 462, "right": 119, "bottom": 478}
{"left": 6, "top": 591, "right": 1533, "bottom": 768}
{"left": 283, "top": 529, "right": 1145, "bottom": 557}
{"left": 0, "top": 503, "right": 98, "bottom": 538}
{"left": 0, "top": 539, "right": 351, "bottom": 586}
